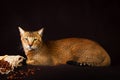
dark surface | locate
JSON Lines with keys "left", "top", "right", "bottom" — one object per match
{"left": 0, "top": 64, "right": 120, "bottom": 80}
{"left": 0, "top": 0, "right": 120, "bottom": 80}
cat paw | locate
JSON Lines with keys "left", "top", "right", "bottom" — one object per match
{"left": 26, "top": 60, "right": 35, "bottom": 65}
{"left": 79, "top": 62, "right": 93, "bottom": 66}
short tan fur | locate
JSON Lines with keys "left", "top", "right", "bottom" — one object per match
{"left": 18, "top": 27, "right": 111, "bottom": 67}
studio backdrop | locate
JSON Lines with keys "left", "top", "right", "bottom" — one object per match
{"left": 0, "top": 0, "right": 120, "bottom": 66}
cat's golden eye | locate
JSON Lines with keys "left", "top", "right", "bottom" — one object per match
{"left": 24, "top": 38, "right": 28, "bottom": 40}
{"left": 34, "top": 38, "right": 37, "bottom": 41}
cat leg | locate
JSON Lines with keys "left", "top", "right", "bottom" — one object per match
{"left": 26, "top": 60, "right": 35, "bottom": 65}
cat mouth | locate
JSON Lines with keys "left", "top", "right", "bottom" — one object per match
{"left": 26, "top": 46, "right": 34, "bottom": 51}
{"left": 28, "top": 47, "right": 33, "bottom": 51}
{"left": 25, "top": 46, "right": 37, "bottom": 52}
{"left": 27, "top": 47, "right": 36, "bottom": 51}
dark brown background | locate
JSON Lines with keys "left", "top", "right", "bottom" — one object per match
{"left": 0, "top": 0, "right": 120, "bottom": 79}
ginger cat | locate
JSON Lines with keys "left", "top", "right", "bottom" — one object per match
{"left": 18, "top": 27, "right": 111, "bottom": 67}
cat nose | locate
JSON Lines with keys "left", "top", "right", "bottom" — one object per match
{"left": 29, "top": 44, "right": 32, "bottom": 47}
{"left": 28, "top": 44, "right": 33, "bottom": 48}
{"left": 28, "top": 41, "right": 33, "bottom": 47}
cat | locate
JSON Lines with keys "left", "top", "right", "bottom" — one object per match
{"left": 18, "top": 27, "right": 111, "bottom": 67}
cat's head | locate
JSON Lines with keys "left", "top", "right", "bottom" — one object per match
{"left": 18, "top": 27, "right": 44, "bottom": 52}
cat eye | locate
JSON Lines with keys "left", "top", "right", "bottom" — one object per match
{"left": 24, "top": 38, "right": 28, "bottom": 40}
{"left": 34, "top": 38, "right": 37, "bottom": 41}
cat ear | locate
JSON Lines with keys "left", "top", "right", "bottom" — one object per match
{"left": 18, "top": 27, "right": 25, "bottom": 35}
{"left": 38, "top": 28, "right": 44, "bottom": 36}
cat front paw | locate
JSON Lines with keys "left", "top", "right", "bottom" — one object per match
{"left": 26, "top": 60, "right": 35, "bottom": 65}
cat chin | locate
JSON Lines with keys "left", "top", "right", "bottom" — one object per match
{"left": 26, "top": 48, "right": 37, "bottom": 52}
{"left": 25, "top": 45, "right": 34, "bottom": 50}
{"left": 25, "top": 46, "right": 36, "bottom": 51}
